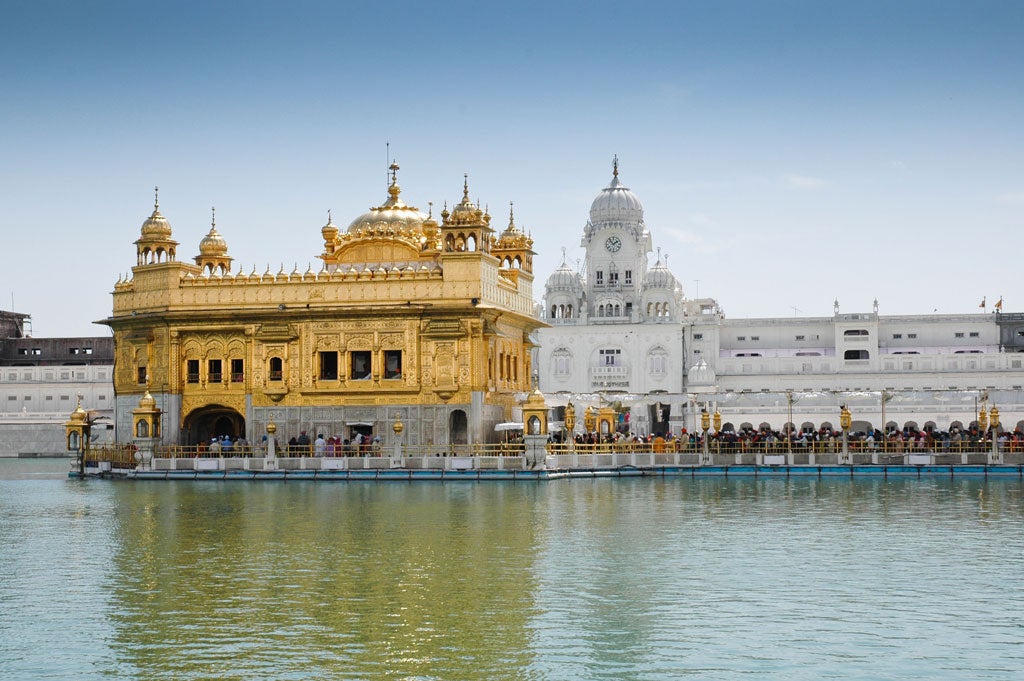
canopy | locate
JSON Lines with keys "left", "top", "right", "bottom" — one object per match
{"left": 494, "top": 422, "right": 524, "bottom": 432}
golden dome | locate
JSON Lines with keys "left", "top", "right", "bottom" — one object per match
{"left": 346, "top": 163, "right": 428, "bottom": 234}
{"left": 199, "top": 226, "right": 228, "bottom": 256}
{"left": 321, "top": 210, "right": 339, "bottom": 241}
{"left": 140, "top": 187, "right": 173, "bottom": 239}
{"left": 68, "top": 402, "right": 88, "bottom": 424}
{"left": 444, "top": 175, "right": 490, "bottom": 227}
{"left": 138, "top": 390, "right": 156, "bottom": 409}
{"left": 494, "top": 202, "right": 533, "bottom": 250}
{"left": 199, "top": 208, "right": 228, "bottom": 256}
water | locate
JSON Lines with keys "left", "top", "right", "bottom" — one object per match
{"left": 1, "top": 459, "right": 1022, "bottom": 680}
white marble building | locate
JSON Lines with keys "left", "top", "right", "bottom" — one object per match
{"left": 536, "top": 161, "right": 1024, "bottom": 437}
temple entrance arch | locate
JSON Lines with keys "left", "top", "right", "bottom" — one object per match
{"left": 183, "top": 404, "right": 245, "bottom": 445}
{"left": 449, "top": 409, "right": 468, "bottom": 445}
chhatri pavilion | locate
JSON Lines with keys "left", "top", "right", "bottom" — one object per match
{"left": 102, "top": 165, "right": 543, "bottom": 447}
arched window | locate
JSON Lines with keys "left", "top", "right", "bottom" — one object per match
{"left": 552, "top": 348, "right": 572, "bottom": 376}
{"left": 269, "top": 357, "right": 283, "bottom": 381}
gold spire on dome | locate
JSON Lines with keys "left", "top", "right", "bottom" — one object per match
{"left": 199, "top": 207, "right": 229, "bottom": 257}
{"left": 501, "top": 201, "right": 522, "bottom": 238}
{"left": 445, "top": 173, "right": 488, "bottom": 226}
{"left": 321, "top": 209, "right": 339, "bottom": 243}
{"left": 139, "top": 185, "right": 173, "bottom": 239}
{"left": 613, "top": 155, "right": 619, "bottom": 178}
{"left": 342, "top": 159, "right": 429, "bottom": 235}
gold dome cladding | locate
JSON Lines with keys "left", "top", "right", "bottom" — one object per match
{"left": 345, "top": 162, "right": 429, "bottom": 234}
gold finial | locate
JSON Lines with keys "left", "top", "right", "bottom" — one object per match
{"left": 463, "top": 174, "right": 469, "bottom": 201}
{"left": 327, "top": 209, "right": 332, "bottom": 223}
{"left": 211, "top": 206, "right": 216, "bottom": 229}
{"left": 389, "top": 161, "right": 400, "bottom": 185}
{"left": 154, "top": 186, "right": 160, "bottom": 210}
{"left": 427, "top": 201, "right": 433, "bottom": 218}
{"left": 509, "top": 201, "right": 515, "bottom": 227}
{"left": 613, "top": 155, "right": 619, "bottom": 178}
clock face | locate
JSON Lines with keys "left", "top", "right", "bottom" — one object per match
{"left": 605, "top": 236, "right": 622, "bottom": 252}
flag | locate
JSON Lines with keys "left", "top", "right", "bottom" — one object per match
{"left": 979, "top": 296, "right": 986, "bottom": 309}
{"left": 995, "top": 296, "right": 1003, "bottom": 311}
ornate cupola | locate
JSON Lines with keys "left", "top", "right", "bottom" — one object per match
{"left": 195, "top": 207, "right": 232, "bottom": 275}
{"left": 491, "top": 202, "right": 535, "bottom": 274}
{"left": 134, "top": 186, "right": 179, "bottom": 266}
{"left": 320, "top": 209, "right": 339, "bottom": 250}
{"left": 440, "top": 174, "right": 493, "bottom": 253}
{"left": 321, "top": 162, "right": 429, "bottom": 269}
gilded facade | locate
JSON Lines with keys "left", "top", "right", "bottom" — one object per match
{"left": 103, "top": 167, "right": 543, "bottom": 446}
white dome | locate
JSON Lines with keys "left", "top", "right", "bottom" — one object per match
{"left": 643, "top": 257, "right": 678, "bottom": 291}
{"left": 545, "top": 261, "right": 584, "bottom": 294}
{"left": 687, "top": 360, "right": 716, "bottom": 386}
{"left": 589, "top": 161, "right": 644, "bottom": 227}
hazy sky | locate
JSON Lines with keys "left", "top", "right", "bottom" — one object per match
{"left": 2, "top": 1, "right": 1022, "bottom": 337}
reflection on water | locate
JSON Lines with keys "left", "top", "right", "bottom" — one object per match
{"left": 1, "top": 466, "right": 1022, "bottom": 680}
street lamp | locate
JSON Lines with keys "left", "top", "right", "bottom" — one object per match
{"left": 989, "top": 406, "right": 1000, "bottom": 462}
{"left": 64, "top": 396, "right": 90, "bottom": 477}
{"left": 713, "top": 409, "right": 722, "bottom": 458}
{"left": 978, "top": 404, "right": 988, "bottom": 454}
{"left": 392, "top": 416, "right": 405, "bottom": 463}
{"left": 880, "top": 390, "right": 893, "bottom": 454}
{"left": 701, "top": 408, "right": 710, "bottom": 464}
{"left": 840, "top": 404, "right": 852, "bottom": 464}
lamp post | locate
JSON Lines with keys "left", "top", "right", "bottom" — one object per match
{"left": 840, "top": 404, "right": 852, "bottom": 465}
{"left": 977, "top": 404, "right": 988, "bottom": 456}
{"left": 989, "top": 406, "right": 1000, "bottom": 463}
{"left": 392, "top": 416, "right": 404, "bottom": 465}
{"left": 880, "top": 390, "right": 893, "bottom": 455}
{"left": 564, "top": 402, "right": 576, "bottom": 452}
{"left": 64, "top": 396, "right": 90, "bottom": 477}
{"left": 701, "top": 408, "right": 710, "bottom": 464}
{"left": 786, "top": 390, "right": 794, "bottom": 454}
{"left": 713, "top": 409, "right": 722, "bottom": 459}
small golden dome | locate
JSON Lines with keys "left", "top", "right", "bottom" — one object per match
{"left": 68, "top": 402, "right": 88, "bottom": 424}
{"left": 525, "top": 387, "right": 547, "bottom": 408}
{"left": 140, "top": 186, "right": 173, "bottom": 239}
{"left": 321, "top": 210, "right": 339, "bottom": 241}
{"left": 199, "top": 226, "right": 228, "bottom": 256}
{"left": 138, "top": 390, "right": 156, "bottom": 409}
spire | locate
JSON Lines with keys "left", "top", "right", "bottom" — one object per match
{"left": 561, "top": 246, "right": 567, "bottom": 264}
{"left": 508, "top": 201, "right": 515, "bottom": 229}
{"left": 154, "top": 185, "right": 160, "bottom": 211}
{"left": 211, "top": 206, "right": 216, "bottom": 230}
{"left": 462, "top": 173, "right": 470, "bottom": 202}
{"left": 389, "top": 161, "right": 400, "bottom": 186}
{"left": 613, "top": 155, "right": 619, "bottom": 178}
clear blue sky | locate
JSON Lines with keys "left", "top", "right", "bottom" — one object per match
{"left": 2, "top": 0, "right": 1022, "bottom": 337}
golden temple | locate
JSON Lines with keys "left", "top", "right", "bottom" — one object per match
{"left": 102, "top": 165, "right": 543, "bottom": 446}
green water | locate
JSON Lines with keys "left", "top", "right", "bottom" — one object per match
{"left": 1, "top": 459, "right": 1022, "bottom": 680}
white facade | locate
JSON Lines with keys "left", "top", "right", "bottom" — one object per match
{"left": 536, "top": 162, "right": 1024, "bottom": 437}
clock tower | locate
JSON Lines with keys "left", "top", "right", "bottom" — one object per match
{"left": 581, "top": 157, "right": 652, "bottom": 322}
